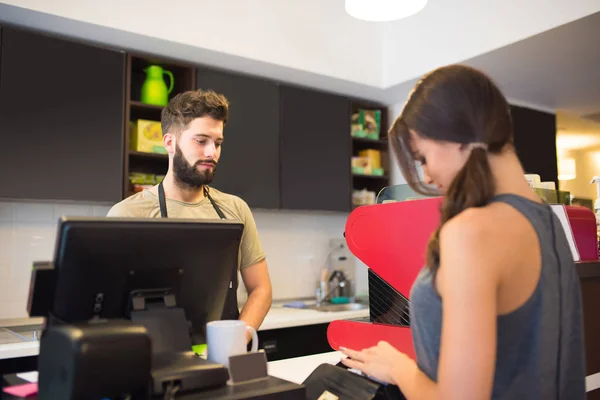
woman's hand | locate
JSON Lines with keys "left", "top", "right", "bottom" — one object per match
{"left": 340, "top": 341, "right": 411, "bottom": 385}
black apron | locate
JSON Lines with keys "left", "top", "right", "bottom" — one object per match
{"left": 158, "top": 182, "right": 240, "bottom": 321}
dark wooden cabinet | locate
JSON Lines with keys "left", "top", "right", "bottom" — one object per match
{"left": 0, "top": 27, "right": 125, "bottom": 203}
{"left": 196, "top": 68, "right": 280, "bottom": 209}
{"left": 280, "top": 85, "right": 352, "bottom": 212}
{"left": 510, "top": 105, "right": 558, "bottom": 186}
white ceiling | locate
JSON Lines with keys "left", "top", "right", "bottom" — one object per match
{"left": 462, "top": 10, "right": 600, "bottom": 117}
{"left": 381, "top": 0, "right": 600, "bottom": 88}
{"left": 1, "top": 0, "right": 600, "bottom": 105}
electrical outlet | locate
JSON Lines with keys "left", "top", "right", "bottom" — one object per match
{"left": 329, "top": 238, "right": 351, "bottom": 262}
{"left": 329, "top": 238, "right": 347, "bottom": 251}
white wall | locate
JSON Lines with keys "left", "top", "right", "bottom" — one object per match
{"left": 0, "top": 201, "right": 368, "bottom": 319}
{"left": 2, "top": 0, "right": 599, "bottom": 93}
{"left": 0, "top": 0, "right": 384, "bottom": 88}
{"left": 387, "top": 100, "right": 411, "bottom": 186}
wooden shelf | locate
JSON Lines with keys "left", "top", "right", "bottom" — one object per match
{"left": 129, "top": 100, "right": 164, "bottom": 111}
{"left": 352, "top": 137, "right": 388, "bottom": 147}
{"left": 353, "top": 173, "right": 389, "bottom": 180}
{"left": 129, "top": 151, "right": 168, "bottom": 160}
{"left": 123, "top": 52, "right": 196, "bottom": 199}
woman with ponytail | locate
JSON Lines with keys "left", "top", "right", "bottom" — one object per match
{"left": 341, "top": 65, "right": 585, "bottom": 399}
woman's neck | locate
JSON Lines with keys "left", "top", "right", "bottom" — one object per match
{"left": 488, "top": 150, "right": 541, "bottom": 203}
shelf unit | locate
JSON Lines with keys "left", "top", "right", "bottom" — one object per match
{"left": 123, "top": 53, "right": 196, "bottom": 197}
{"left": 352, "top": 173, "right": 389, "bottom": 180}
{"left": 350, "top": 100, "right": 390, "bottom": 207}
{"left": 351, "top": 137, "right": 389, "bottom": 148}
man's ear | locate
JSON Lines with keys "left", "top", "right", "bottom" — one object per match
{"left": 163, "top": 133, "right": 176, "bottom": 154}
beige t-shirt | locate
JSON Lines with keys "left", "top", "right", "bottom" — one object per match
{"left": 107, "top": 187, "right": 265, "bottom": 271}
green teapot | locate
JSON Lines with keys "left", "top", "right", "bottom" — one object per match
{"left": 140, "top": 65, "right": 174, "bottom": 107}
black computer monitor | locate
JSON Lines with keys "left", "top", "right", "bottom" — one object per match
{"left": 46, "top": 216, "right": 243, "bottom": 346}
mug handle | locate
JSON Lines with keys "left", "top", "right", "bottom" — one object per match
{"left": 246, "top": 326, "right": 258, "bottom": 352}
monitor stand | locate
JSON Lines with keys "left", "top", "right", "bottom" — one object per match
{"left": 129, "top": 289, "right": 229, "bottom": 395}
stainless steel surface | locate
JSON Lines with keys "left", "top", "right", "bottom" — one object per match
{"left": 0, "top": 326, "right": 42, "bottom": 345}
{"left": 0, "top": 319, "right": 44, "bottom": 345}
{"left": 0, "top": 317, "right": 44, "bottom": 328}
{"left": 304, "top": 302, "right": 368, "bottom": 312}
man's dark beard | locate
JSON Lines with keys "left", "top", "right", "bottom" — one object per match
{"left": 172, "top": 145, "right": 217, "bottom": 189}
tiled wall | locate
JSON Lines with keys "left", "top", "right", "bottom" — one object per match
{"left": 0, "top": 201, "right": 368, "bottom": 319}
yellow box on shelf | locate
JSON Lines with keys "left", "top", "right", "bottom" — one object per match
{"left": 130, "top": 119, "right": 167, "bottom": 154}
{"left": 358, "top": 149, "right": 381, "bottom": 170}
{"left": 352, "top": 156, "right": 372, "bottom": 175}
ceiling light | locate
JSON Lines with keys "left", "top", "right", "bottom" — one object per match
{"left": 558, "top": 157, "right": 576, "bottom": 181}
{"left": 345, "top": 0, "right": 428, "bottom": 22}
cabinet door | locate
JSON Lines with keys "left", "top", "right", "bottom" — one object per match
{"left": 197, "top": 68, "right": 280, "bottom": 209}
{"left": 510, "top": 105, "right": 558, "bottom": 185}
{"left": 0, "top": 27, "right": 125, "bottom": 203}
{"left": 280, "top": 85, "right": 351, "bottom": 212}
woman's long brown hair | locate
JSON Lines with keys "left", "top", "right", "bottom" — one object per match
{"left": 389, "top": 65, "right": 514, "bottom": 271}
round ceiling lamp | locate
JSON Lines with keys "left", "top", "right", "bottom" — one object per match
{"left": 558, "top": 157, "right": 576, "bottom": 181}
{"left": 345, "top": 0, "right": 428, "bottom": 22}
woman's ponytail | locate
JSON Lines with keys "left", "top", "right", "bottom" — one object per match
{"left": 426, "top": 147, "right": 495, "bottom": 270}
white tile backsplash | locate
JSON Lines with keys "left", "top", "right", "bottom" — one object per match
{"left": 0, "top": 223, "right": 14, "bottom": 272}
{"left": 0, "top": 201, "right": 369, "bottom": 319}
{"left": 0, "top": 203, "right": 13, "bottom": 223}
{"left": 92, "top": 205, "right": 113, "bottom": 217}
{"left": 14, "top": 203, "right": 55, "bottom": 224}
{"left": 53, "top": 204, "right": 94, "bottom": 220}
{"left": 250, "top": 209, "right": 367, "bottom": 301}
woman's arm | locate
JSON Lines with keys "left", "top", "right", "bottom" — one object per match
{"left": 435, "top": 213, "right": 499, "bottom": 399}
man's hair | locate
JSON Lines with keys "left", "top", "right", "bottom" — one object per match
{"left": 161, "top": 89, "right": 229, "bottom": 136}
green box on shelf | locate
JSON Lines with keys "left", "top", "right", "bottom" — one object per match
{"left": 351, "top": 109, "right": 381, "bottom": 139}
{"left": 129, "top": 172, "right": 156, "bottom": 185}
{"left": 352, "top": 130, "right": 367, "bottom": 138}
{"left": 359, "top": 109, "right": 381, "bottom": 140}
{"left": 372, "top": 168, "right": 384, "bottom": 176}
{"left": 352, "top": 166, "right": 365, "bottom": 175}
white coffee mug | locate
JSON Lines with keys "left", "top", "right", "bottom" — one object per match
{"left": 206, "top": 320, "right": 258, "bottom": 367}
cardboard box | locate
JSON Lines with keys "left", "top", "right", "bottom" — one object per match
{"left": 130, "top": 119, "right": 167, "bottom": 154}
{"left": 351, "top": 109, "right": 381, "bottom": 140}
{"left": 358, "top": 149, "right": 381, "bottom": 169}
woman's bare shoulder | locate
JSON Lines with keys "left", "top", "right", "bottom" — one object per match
{"left": 440, "top": 202, "right": 532, "bottom": 266}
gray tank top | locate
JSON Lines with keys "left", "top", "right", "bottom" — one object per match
{"left": 409, "top": 194, "right": 586, "bottom": 399}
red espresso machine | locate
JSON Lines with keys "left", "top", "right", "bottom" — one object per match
{"left": 327, "top": 185, "right": 598, "bottom": 358}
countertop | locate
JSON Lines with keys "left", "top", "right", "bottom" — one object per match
{"left": 258, "top": 299, "right": 369, "bottom": 331}
{"left": 267, "top": 351, "right": 343, "bottom": 384}
{"left": 0, "top": 300, "right": 368, "bottom": 360}
{"left": 7, "top": 351, "right": 345, "bottom": 388}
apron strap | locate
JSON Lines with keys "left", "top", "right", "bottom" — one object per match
{"left": 204, "top": 186, "right": 227, "bottom": 220}
{"left": 158, "top": 181, "right": 168, "bottom": 218}
{"left": 158, "top": 182, "right": 225, "bottom": 220}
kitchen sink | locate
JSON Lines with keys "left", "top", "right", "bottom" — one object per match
{"left": 305, "top": 302, "right": 369, "bottom": 312}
